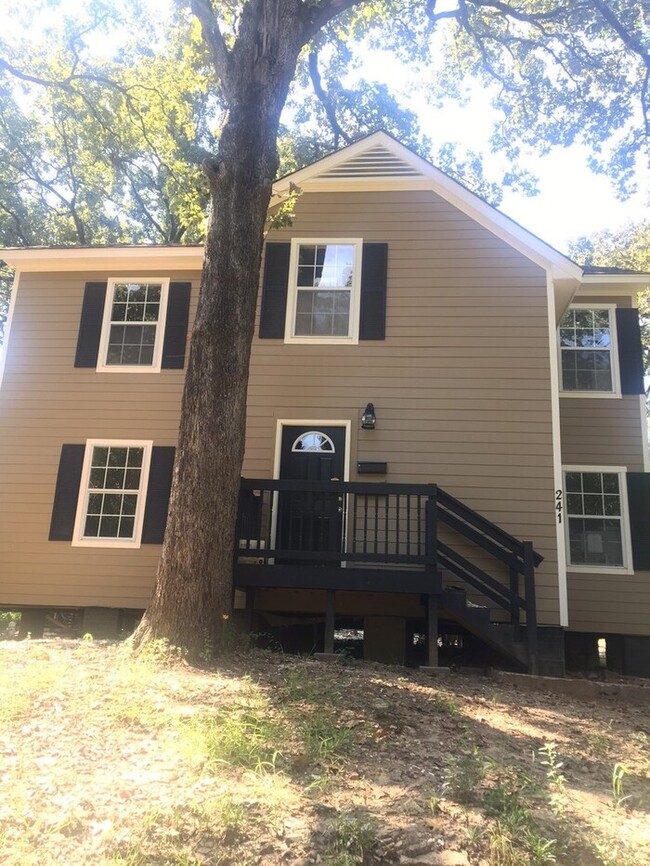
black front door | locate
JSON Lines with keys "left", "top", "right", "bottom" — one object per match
{"left": 277, "top": 425, "right": 346, "bottom": 560}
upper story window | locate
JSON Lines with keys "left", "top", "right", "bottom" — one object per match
{"left": 97, "top": 279, "right": 170, "bottom": 372}
{"left": 285, "top": 239, "right": 362, "bottom": 344}
{"left": 558, "top": 305, "right": 619, "bottom": 395}
{"left": 72, "top": 440, "right": 152, "bottom": 547}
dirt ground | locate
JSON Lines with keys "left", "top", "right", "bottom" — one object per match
{"left": 0, "top": 639, "right": 648, "bottom": 865}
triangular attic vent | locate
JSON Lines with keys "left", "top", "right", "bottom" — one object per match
{"left": 319, "top": 144, "right": 423, "bottom": 179}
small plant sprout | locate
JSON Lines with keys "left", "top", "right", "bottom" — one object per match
{"left": 538, "top": 742, "right": 566, "bottom": 790}
{"left": 612, "top": 762, "right": 630, "bottom": 809}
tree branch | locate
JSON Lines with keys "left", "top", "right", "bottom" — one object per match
{"left": 301, "top": 0, "right": 366, "bottom": 46}
{"left": 592, "top": 0, "right": 650, "bottom": 73}
{"left": 308, "top": 47, "right": 352, "bottom": 149}
{"left": 190, "top": 0, "right": 232, "bottom": 95}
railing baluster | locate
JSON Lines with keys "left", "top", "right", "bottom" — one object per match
{"left": 384, "top": 494, "right": 389, "bottom": 555}
{"left": 351, "top": 492, "right": 358, "bottom": 553}
{"left": 363, "top": 495, "right": 369, "bottom": 554}
{"left": 406, "top": 494, "right": 411, "bottom": 556}
{"left": 374, "top": 494, "right": 379, "bottom": 555}
{"left": 395, "top": 493, "right": 400, "bottom": 553}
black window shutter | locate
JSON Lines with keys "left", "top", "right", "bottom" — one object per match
{"left": 626, "top": 473, "right": 650, "bottom": 570}
{"left": 49, "top": 444, "right": 85, "bottom": 540}
{"left": 259, "top": 243, "right": 290, "bottom": 338}
{"left": 161, "top": 282, "right": 191, "bottom": 369}
{"left": 74, "top": 282, "right": 107, "bottom": 367}
{"left": 616, "top": 308, "right": 645, "bottom": 395}
{"left": 359, "top": 243, "right": 388, "bottom": 340}
{"left": 141, "top": 446, "right": 176, "bottom": 544}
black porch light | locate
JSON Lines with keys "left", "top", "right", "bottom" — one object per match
{"left": 361, "top": 403, "right": 376, "bottom": 430}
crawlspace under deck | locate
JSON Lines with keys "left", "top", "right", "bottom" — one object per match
{"left": 234, "top": 478, "right": 542, "bottom": 673}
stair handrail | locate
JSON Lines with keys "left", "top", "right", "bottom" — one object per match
{"left": 437, "top": 487, "right": 544, "bottom": 567}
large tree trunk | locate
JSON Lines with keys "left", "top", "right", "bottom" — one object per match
{"left": 132, "top": 0, "right": 307, "bottom": 656}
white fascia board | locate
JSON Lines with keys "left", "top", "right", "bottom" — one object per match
{"left": 579, "top": 274, "right": 650, "bottom": 289}
{"left": 0, "top": 245, "right": 205, "bottom": 272}
{"left": 0, "top": 269, "right": 20, "bottom": 390}
{"left": 273, "top": 131, "right": 583, "bottom": 283}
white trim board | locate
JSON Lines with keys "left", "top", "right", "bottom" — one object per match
{"left": 0, "top": 269, "right": 20, "bottom": 391}
{"left": 72, "top": 439, "right": 153, "bottom": 549}
{"left": 562, "top": 464, "right": 634, "bottom": 576}
{"left": 546, "top": 272, "right": 569, "bottom": 628}
{"left": 96, "top": 277, "right": 170, "bottom": 373}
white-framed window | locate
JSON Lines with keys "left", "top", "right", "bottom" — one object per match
{"left": 563, "top": 466, "right": 633, "bottom": 573}
{"left": 284, "top": 239, "right": 362, "bottom": 344}
{"left": 558, "top": 304, "right": 620, "bottom": 396}
{"left": 72, "top": 440, "right": 153, "bottom": 548}
{"left": 97, "top": 278, "right": 170, "bottom": 372}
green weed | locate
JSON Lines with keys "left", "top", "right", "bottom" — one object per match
{"left": 611, "top": 762, "right": 630, "bottom": 809}
{"left": 325, "top": 812, "right": 377, "bottom": 866}
{"left": 445, "top": 745, "right": 491, "bottom": 804}
{"left": 430, "top": 691, "right": 462, "bottom": 716}
{"left": 300, "top": 714, "right": 354, "bottom": 764}
{"left": 181, "top": 710, "right": 284, "bottom": 771}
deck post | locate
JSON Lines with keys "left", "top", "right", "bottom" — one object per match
{"left": 509, "top": 567, "right": 521, "bottom": 640}
{"left": 324, "top": 590, "right": 336, "bottom": 655}
{"left": 425, "top": 486, "right": 440, "bottom": 591}
{"left": 427, "top": 594, "right": 439, "bottom": 667}
{"left": 523, "top": 541, "right": 539, "bottom": 675}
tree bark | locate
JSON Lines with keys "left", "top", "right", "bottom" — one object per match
{"left": 131, "top": 0, "right": 314, "bottom": 657}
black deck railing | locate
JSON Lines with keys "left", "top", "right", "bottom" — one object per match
{"left": 235, "top": 478, "right": 542, "bottom": 669}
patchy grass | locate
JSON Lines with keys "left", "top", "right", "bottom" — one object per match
{"left": 0, "top": 640, "right": 649, "bottom": 865}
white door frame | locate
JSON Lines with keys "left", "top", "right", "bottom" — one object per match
{"left": 271, "top": 419, "right": 352, "bottom": 563}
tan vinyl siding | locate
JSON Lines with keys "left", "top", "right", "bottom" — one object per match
{"left": 245, "top": 190, "right": 560, "bottom": 623}
{"left": 0, "top": 270, "right": 199, "bottom": 608}
{"left": 560, "top": 398, "right": 645, "bottom": 470}
{"left": 0, "top": 191, "right": 560, "bottom": 622}
{"left": 567, "top": 573, "right": 650, "bottom": 635}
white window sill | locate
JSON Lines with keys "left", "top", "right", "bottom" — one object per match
{"left": 72, "top": 538, "right": 143, "bottom": 549}
{"left": 96, "top": 365, "right": 162, "bottom": 374}
{"left": 566, "top": 565, "right": 633, "bottom": 576}
{"left": 284, "top": 336, "right": 359, "bottom": 346}
{"left": 559, "top": 391, "right": 621, "bottom": 399}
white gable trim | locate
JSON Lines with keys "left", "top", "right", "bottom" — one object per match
{"left": 273, "top": 131, "right": 583, "bottom": 283}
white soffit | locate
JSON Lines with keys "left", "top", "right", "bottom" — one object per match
{"left": 0, "top": 245, "right": 205, "bottom": 272}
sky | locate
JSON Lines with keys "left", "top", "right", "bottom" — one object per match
{"left": 360, "top": 50, "right": 649, "bottom": 257}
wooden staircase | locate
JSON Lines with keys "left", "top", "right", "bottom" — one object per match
{"left": 440, "top": 587, "right": 528, "bottom": 670}
{"left": 235, "top": 478, "right": 544, "bottom": 674}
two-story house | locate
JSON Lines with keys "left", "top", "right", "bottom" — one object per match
{"left": 1, "top": 132, "right": 648, "bottom": 676}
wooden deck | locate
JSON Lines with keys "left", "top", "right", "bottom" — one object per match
{"left": 234, "top": 478, "right": 543, "bottom": 672}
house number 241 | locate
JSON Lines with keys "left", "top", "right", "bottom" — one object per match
{"left": 555, "top": 489, "right": 563, "bottom": 524}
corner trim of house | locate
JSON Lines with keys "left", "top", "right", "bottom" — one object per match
{"left": 0, "top": 269, "right": 20, "bottom": 391}
{"left": 547, "top": 272, "right": 569, "bottom": 627}
{"left": 639, "top": 394, "right": 650, "bottom": 473}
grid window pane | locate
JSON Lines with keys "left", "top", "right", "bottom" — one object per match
{"left": 559, "top": 308, "right": 614, "bottom": 391}
{"left": 565, "top": 471, "right": 624, "bottom": 567}
{"left": 105, "top": 283, "right": 162, "bottom": 366}
{"left": 294, "top": 288, "right": 351, "bottom": 337}
{"left": 293, "top": 244, "right": 356, "bottom": 338}
{"left": 81, "top": 446, "right": 144, "bottom": 540}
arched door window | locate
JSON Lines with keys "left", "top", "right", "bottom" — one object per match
{"left": 291, "top": 431, "right": 336, "bottom": 453}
